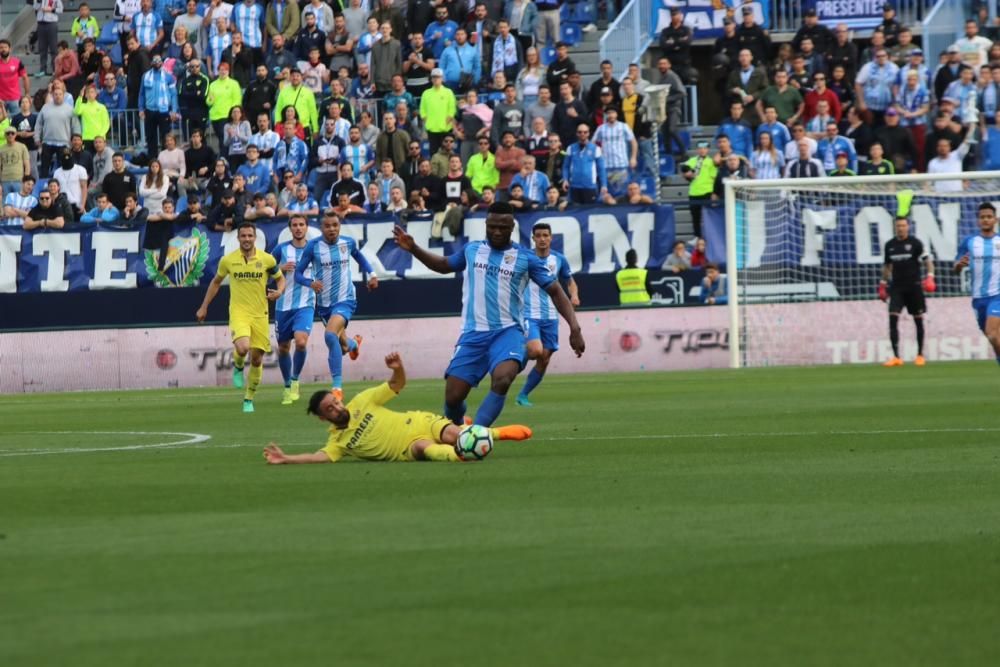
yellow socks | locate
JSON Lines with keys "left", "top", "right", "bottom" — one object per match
{"left": 245, "top": 364, "right": 263, "bottom": 400}
{"left": 233, "top": 351, "right": 246, "bottom": 371}
{"left": 424, "top": 444, "right": 460, "bottom": 462}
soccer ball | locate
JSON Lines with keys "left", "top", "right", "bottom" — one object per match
{"left": 455, "top": 425, "right": 494, "bottom": 461}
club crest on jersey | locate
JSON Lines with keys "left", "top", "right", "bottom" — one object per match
{"left": 144, "top": 228, "right": 210, "bottom": 288}
{"left": 255, "top": 261, "right": 262, "bottom": 268}
{"left": 503, "top": 254, "right": 515, "bottom": 264}
{"left": 340, "top": 245, "right": 348, "bottom": 256}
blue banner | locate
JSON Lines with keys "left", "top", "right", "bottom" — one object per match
{"left": 801, "top": 0, "right": 884, "bottom": 29}
{"left": 700, "top": 196, "right": 984, "bottom": 298}
{"left": 0, "top": 206, "right": 675, "bottom": 294}
{"left": 652, "top": 1, "right": 770, "bottom": 39}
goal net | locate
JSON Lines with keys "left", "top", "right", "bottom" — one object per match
{"left": 724, "top": 171, "right": 1000, "bottom": 368}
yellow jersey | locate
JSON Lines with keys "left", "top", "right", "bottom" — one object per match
{"left": 323, "top": 383, "right": 438, "bottom": 462}
{"left": 215, "top": 248, "right": 280, "bottom": 320}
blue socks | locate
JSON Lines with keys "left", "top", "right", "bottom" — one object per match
{"left": 277, "top": 352, "right": 292, "bottom": 388}
{"left": 346, "top": 337, "right": 357, "bottom": 354}
{"left": 445, "top": 400, "right": 467, "bottom": 425}
{"left": 519, "top": 368, "right": 544, "bottom": 398}
{"left": 292, "top": 348, "right": 307, "bottom": 381}
{"left": 325, "top": 331, "right": 343, "bottom": 388}
{"left": 474, "top": 391, "right": 507, "bottom": 427}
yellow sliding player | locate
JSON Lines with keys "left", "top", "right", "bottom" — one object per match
{"left": 263, "top": 352, "right": 532, "bottom": 464}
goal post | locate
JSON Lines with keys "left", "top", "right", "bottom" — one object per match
{"left": 723, "top": 171, "right": 1000, "bottom": 368}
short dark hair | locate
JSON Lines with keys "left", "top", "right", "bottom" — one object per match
{"left": 705, "top": 262, "right": 720, "bottom": 272}
{"left": 289, "top": 214, "right": 306, "bottom": 224}
{"left": 237, "top": 221, "right": 256, "bottom": 234}
{"left": 979, "top": 201, "right": 997, "bottom": 214}
{"left": 601, "top": 59, "right": 612, "bottom": 67}
{"left": 306, "top": 390, "right": 330, "bottom": 416}
{"left": 22, "top": 174, "right": 35, "bottom": 183}
{"left": 532, "top": 222, "right": 552, "bottom": 234}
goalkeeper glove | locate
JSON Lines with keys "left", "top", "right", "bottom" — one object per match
{"left": 923, "top": 274, "right": 937, "bottom": 293}
{"left": 878, "top": 281, "right": 889, "bottom": 302}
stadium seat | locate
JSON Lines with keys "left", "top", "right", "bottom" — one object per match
{"left": 540, "top": 47, "right": 557, "bottom": 66}
{"left": 175, "top": 196, "right": 187, "bottom": 213}
{"left": 569, "top": 2, "right": 596, "bottom": 24}
{"left": 659, "top": 154, "right": 675, "bottom": 178}
{"left": 319, "top": 189, "right": 331, "bottom": 210}
{"left": 420, "top": 140, "right": 430, "bottom": 157}
{"left": 306, "top": 168, "right": 319, "bottom": 192}
{"left": 32, "top": 179, "right": 48, "bottom": 198}
{"left": 638, "top": 176, "right": 658, "bottom": 198}
{"left": 110, "top": 43, "right": 123, "bottom": 67}
{"left": 560, "top": 24, "right": 582, "bottom": 47}
{"left": 560, "top": 3, "right": 571, "bottom": 21}
{"left": 97, "top": 22, "right": 117, "bottom": 48}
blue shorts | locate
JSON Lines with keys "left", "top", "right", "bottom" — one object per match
{"left": 526, "top": 318, "right": 560, "bottom": 352}
{"left": 445, "top": 326, "right": 527, "bottom": 387}
{"left": 275, "top": 307, "right": 315, "bottom": 342}
{"left": 317, "top": 299, "right": 357, "bottom": 327}
{"left": 972, "top": 296, "right": 1000, "bottom": 331}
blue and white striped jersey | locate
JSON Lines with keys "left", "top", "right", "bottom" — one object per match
{"left": 3, "top": 192, "right": 37, "bottom": 226}
{"left": 446, "top": 241, "right": 555, "bottom": 334}
{"left": 523, "top": 251, "right": 571, "bottom": 321}
{"left": 342, "top": 143, "right": 373, "bottom": 183}
{"left": 232, "top": 2, "right": 264, "bottom": 48}
{"left": 131, "top": 10, "right": 162, "bottom": 48}
{"left": 139, "top": 69, "right": 178, "bottom": 114}
{"left": 294, "top": 235, "right": 375, "bottom": 308}
{"left": 248, "top": 130, "right": 280, "bottom": 173}
{"left": 593, "top": 120, "right": 635, "bottom": 169}
{"left": 958, "top": 234, "right": 1000, "bottom": 299}
{"left": 271, "top": 240, "right": 316, "bottom": 312}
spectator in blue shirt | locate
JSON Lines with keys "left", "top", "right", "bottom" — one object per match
{"left": 715, "top": 101, "right": 754, "bottom": 158}
{"left": 423, "top": 6, "right": 458, "bottom": 59}
{"left": 80, "top": 192, "right": 121, "bottom": 223}
{"left": 700, "top": 263, "right": 728, "bottom": 305}
{"left": 816, "top": 120, "right": 857, "bottom": 172}
{"left": 439, "top": 28, "right": 480, "bottom": 90}
{"left": 755, "top": 105, "right": 792, "bottom": 155}
{"left": 561, "top": 123, "right": 607, "bottom": 204}
{"left": 236, "top": 144, "right": 271, "bottom": 197}
{"left": 275, "top": 119, "right": 309, "bottom": 183}
{"left": 139, "top": 55, "right": 179, "bottom": 156}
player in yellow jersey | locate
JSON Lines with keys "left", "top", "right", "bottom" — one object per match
{"left": 262, "top": 352, "right": 533, "bottom": 464}
{"left": 196, "top": 222, "right": 286, "bottom": 413}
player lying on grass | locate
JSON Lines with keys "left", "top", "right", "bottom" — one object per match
{"left": 263, "top": 353, "right": 533, "bottom": 464}
{"left": 954, "top": 201, "right": 1000, "bottom": 364}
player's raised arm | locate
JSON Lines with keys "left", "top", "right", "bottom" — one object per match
{"left": 545, "top": 281, "right": 585, "bottom": 357}
{"left": 385, "top": 352, "right": 406, "bottom": 393}
{"left": 267, "top": 267, "right": 286, "bottom": 302}
{"left": 953, "top": 236, "right": 971, "bottom": 274}
{"left": 196, "top": 274, "right": 226, "bottom": 322}
{"left": 349, "top": 238, "right": 379, "bottom": 290}
{"left": 393, "top": 224, "right": 456, "bottom": 274}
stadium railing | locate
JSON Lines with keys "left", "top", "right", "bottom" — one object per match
{"left": 921, "top": 0, "right": 967, "bottom": 69}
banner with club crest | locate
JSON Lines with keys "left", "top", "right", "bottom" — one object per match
{"left": 0, "top": 205, "right": 676, "bottom": 294}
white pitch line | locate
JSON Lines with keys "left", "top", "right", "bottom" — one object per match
{"left": 3, "top": 427, "right": 999, "bottom": 458}
{"left": 0, "top": 431, "right": 212, "bottom": 457}
{"left": 536, "top": 427, "right": 1000, "bottom": 441}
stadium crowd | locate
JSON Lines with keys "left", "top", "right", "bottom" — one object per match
{"left": 669, "top": 3, "right": 1000, "bottom": 237}
{"left": 1, "top": 0, "right": 660, "bottom": 233}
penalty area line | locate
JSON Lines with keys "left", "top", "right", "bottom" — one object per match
{"left": 0, "top": 431, "right": 212, "bottom": 457}
{"left": 536, "top": 427, "right": 1000, "bottom": 441}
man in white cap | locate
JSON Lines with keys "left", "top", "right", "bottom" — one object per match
{"left": 419, "top": 67, "right": 457, "bottom": 154}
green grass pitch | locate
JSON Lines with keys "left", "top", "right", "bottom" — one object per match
{"left": 2, "top": 363, "right": 999, "bottom": 666}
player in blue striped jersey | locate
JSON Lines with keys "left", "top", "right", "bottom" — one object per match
{"left": 271, "top": 215, "right": 316, "bottom": 405}
{"left": 393, "top": 202, "right": 585, "bottom": 427}
{"left": 516, "top": 223, "right": 580, "bottom": 407}
{"left": 954, "top": 202, "right": 1000, "bottom": 364}
{"left": 295, "top": 212, "right": 379, "bottom": 398}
